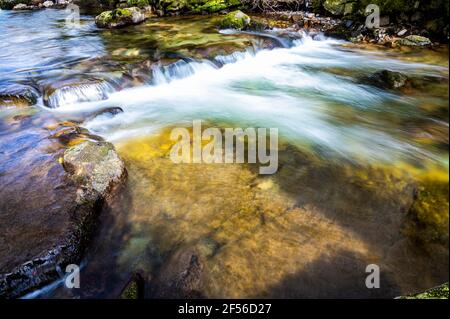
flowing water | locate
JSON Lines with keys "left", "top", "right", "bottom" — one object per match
{"left": 1, "top": 9, "right": 448, "bottom": 298}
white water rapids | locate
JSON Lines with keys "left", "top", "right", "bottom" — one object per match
{"left": 48, "top": 33, "right": 448, "bottom": 166}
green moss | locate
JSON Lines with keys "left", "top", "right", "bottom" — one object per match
{"left": 120, "top": 280, "right": 139, "bottom": 299}
{"left": 95, "top": 7, "right": 144, "bottom": 28}
{"left": 218, "top": 10, "right": 250, "bottom": 30}
{"left": 192, "top": 0, "right": 242, "bottom": 13}
{"left": 398, "top": 35, "right": 432, "bottom": 46}
{"left": 323, "top": 0, "right": 354, "bottom": 15}
{"left": 158, "top": 0, "right": 188, "bottom": 13}
{"left": 157, "top": 0, "right": 243, "bottom": 15}
{"left": 409, "top": 178, "right": 449, "bottom": 241}
{"left": 126, "top": 0, "right": 149, "bottom": 8}
{"left": 401, "top": 283, "right": 449, "bottom": 299}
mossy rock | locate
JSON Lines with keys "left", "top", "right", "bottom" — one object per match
{"left": 398, "top": 35, "right": 432, "bottom": 47}
{"left": 191, "top": 0, "right": 242, "bottom": 13}
{"left": 95, "top": 7, "right": 146, "bottom": 28}
{"left": 126, "top": 0, "right": 148, "bottom": 8}
{"left": 157, "top": 0, "right": 243, "bottom": 15}
{"left": 218, "top": 10, "right": 250, "bottom": 30}
{"left": 323, "top": 0, "right": 354, "bottom": 15}
{"left": 120, "top": 273, "right": 145, "bottom": 299}
{"left": 399, "top": 283, "right": 449, "bottom": 299}
{"left": 157, "top": 0, "right": 188, "bottom": 14}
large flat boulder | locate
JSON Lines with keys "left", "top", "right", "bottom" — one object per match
{"left": 0, "top": 114, "right": 126, "bottom": 298}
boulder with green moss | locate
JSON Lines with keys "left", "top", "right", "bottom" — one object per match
{"left": 126, "top": 0, "right": 148, "bottom": 7}
{"left": 399, "top": 283, "right": 449, "bottom": 299}
{"left": 95, "top": 7, "right": 146, "bottom": 28}
{"left": 156, "top": 0, "right": 243, "bottom": 15}
{"left": 156, "top": 0, "right": 187, "bottom": 14}
{"left": 323, "top": 0, "right": 354, "bottom": 15}
{"left": 192, "top": 0, "right": 242, "bottom": 13}
{"left": 218, "top": 10, "right": 250, "bottom": 30}
{"left": 398, "top": 35, "right": 432, "bottom": 47}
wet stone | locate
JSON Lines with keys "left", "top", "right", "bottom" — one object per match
{"left": 0, "top": 116, "right": 126, "bottom": 298}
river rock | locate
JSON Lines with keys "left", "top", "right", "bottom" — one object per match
{"left": 120, "top": 273, "right": 145, "bottom": 299}
{"left": 0, "top": 84, "right": 38, "bottom": 108}
{"left": 323, "top": 0, "right": 353, "bottom": 16}
{"left": 48, "top": 122, "right": 103, "bottom": 145}
{"left": 0, "top": 117, "right": 126, "bottom": 298}
{"left": 87, "top": 107, "right": 124, "bottom": 120}
{"left": 42, "top": 0, "right": 53, "bottom": 7}
{"left": 63, "top": 141, "right": 126, "bottom": 204}
{"left": 218, "top": 10, "right": 250, "bottom": 30}
{"left": 397, "top": 28, "right": 408, "bottom": 36}
{"left": 95, "top": 7, "right": 146, "bottom": 29}
{"left": 398, "top": 35, "right": 432, "bottom": 46}
{"left": 398, "top": 282, "right": 449, "bottom": 299}
{"left": 124, "top": 0, "right": 148, "bottom": 8}
{"left": 156, "top": 0, "right": 242, "bottom": 16}
{"left": 0, "top": 0, "right": 28, "bottom": 9}
{"left": 12, "top": 3, "right": 31, "bottom": 9}
{"left": 151, "top": 249, "right": 205, "bottom": 298}
{"left": 191, "top": 0, "right": 242, "bottom": 14}
{"left": 363, "top": 70, "right": 409, "bottom": 90}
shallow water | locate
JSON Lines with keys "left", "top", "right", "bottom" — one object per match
{"left": 1, "top": 9, "right": 448, "bottom": 298}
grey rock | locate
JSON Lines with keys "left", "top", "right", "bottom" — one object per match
{"left": 63, "top": 140, "right": 126, "bottom": 204}
{"left": 397, "top": 29, "right": 408, "bottom": 36}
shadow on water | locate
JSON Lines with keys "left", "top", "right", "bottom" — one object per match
{"left": 262, "top": 249, "right": 399, "bottom": 299}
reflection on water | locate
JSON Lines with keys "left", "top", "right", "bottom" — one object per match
{"left": 1, "top": 10, "right": 448, "bottom": 298}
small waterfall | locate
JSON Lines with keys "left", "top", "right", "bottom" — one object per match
{"left": 151, "top": 59, "right": 218, "bottom": 85}
{"left": 45, "top": 80, "right": 116, "bottom": 109}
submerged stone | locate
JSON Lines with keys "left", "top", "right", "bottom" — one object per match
{"left": 362, "top": 70, "right": 409, "bottom": 90}
{"left": 406, "top": 176, "right": 449, "bottom": 243}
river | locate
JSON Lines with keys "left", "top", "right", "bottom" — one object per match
{"left": 1, "top": 8, "right": 448, "bottom": 298}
